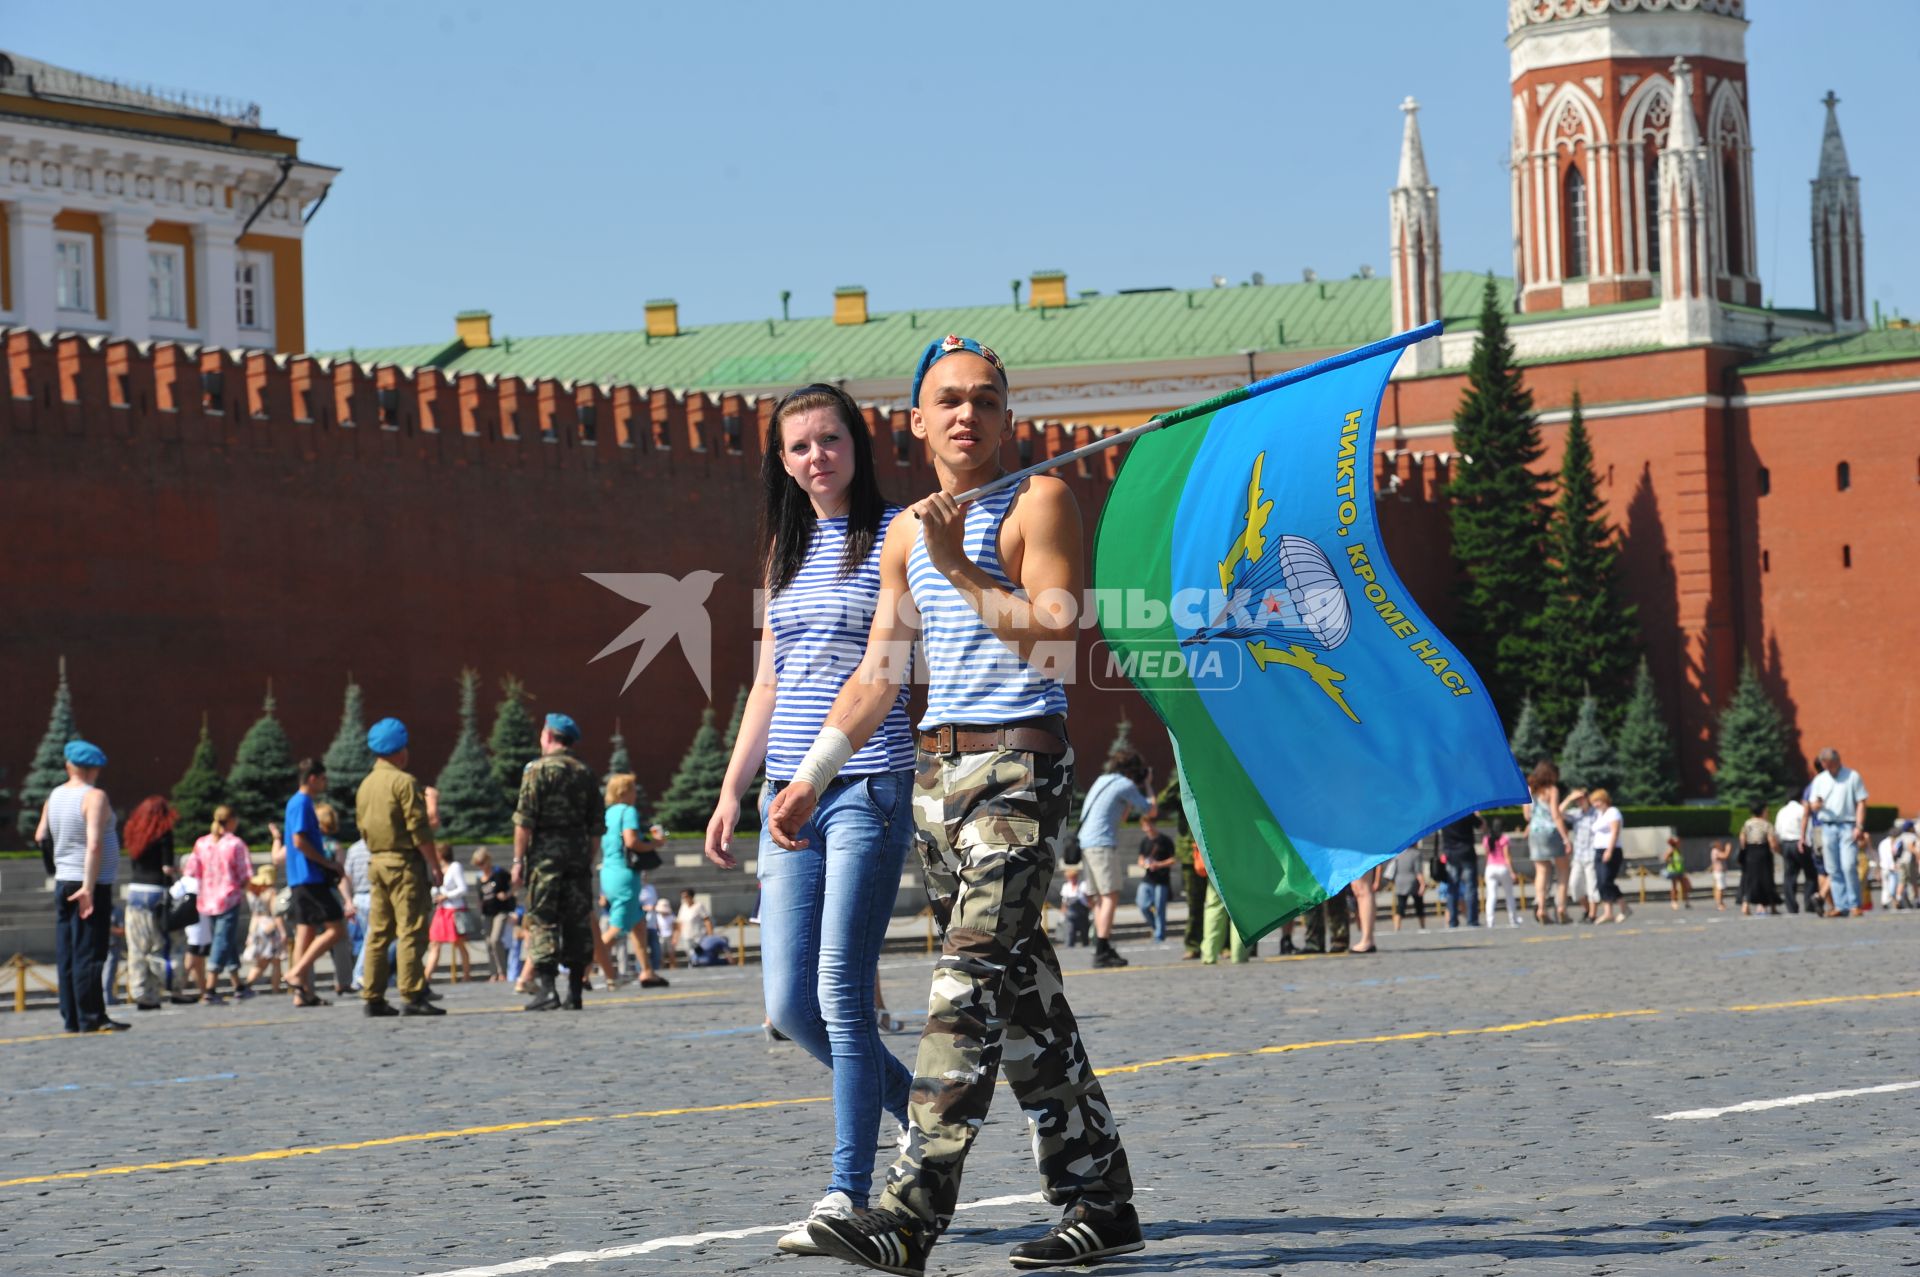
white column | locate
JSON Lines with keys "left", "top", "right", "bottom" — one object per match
{"left": 194, "top": 221, "right": 240, "bottom": 348}
{"left": 100, "top": 211, "right": 153, "bottom": 342}
{"left": 10, "top": 199, "right": 59, "bottom": 331}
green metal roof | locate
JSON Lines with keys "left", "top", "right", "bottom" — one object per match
{"left": 1738, "top": 326, "right": 1920, "bottom": 374}
{"left": 320, "top": 271, "right": 1507, "bottom": 393}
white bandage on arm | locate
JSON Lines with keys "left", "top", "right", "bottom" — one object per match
{"left": 790, "top": 727, "right": 854, "bottom": 795}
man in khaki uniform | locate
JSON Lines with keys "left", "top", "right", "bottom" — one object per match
{"left": 355, "top": 717, "right": 444, "bottom": 1017}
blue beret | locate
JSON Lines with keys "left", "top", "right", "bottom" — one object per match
{"left": 64, "top": 739, "right": 107, "bottom": 768}
{"left": 545, "top": 713, "right": 580, "bottom": 745}
{"left": 910, "top": 334, "right": 1006, "bottom": 409}
{"left": 366, "top": 717, "right": 409, "bottom": 755}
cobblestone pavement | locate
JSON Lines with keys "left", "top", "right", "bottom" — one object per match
{"left": 2, "top": 905, "right": 1916, "bottom": 1276}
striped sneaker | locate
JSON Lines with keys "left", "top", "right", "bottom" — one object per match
{"left": 1007, "top": 1203, "right": 1145, "bottom": 1269}
{"left": 777, "top": 1191, "right": 857, "bottom": 1257}
{"left": 806, "top": 1207, "right": 931, "bottom": 1275}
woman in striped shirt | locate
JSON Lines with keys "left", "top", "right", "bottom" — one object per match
{"left": 705, "top": 383, "right": 916, "bottom": 1253}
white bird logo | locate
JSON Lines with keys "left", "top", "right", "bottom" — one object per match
{"left": 584, "top": 570, "right": 722, "bottom": 698}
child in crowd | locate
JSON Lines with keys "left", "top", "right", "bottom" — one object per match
{"left": 241, "top": 869, "right": 286, "bottom": 993}
{"left": 1710, "top": 839, "right": 1733, "bottom": 910}
{"left": 170, "top": 870, "right": 211, "bottom": 1003}
{"left": 1484, "top": 818, "right": 1520, "bottom": 927}
{"left": 424, "top": 844, "right": 470, "bottom": 984}
{"left": 1059, "top": 864, "right": 1092, "bottom": 947}
{"left": 1663, "top": 836, "right": 1691, "bottom": 908}
{"left": 652, "top": 899, "right": 678, "bottom": 971}
{"left": 1389, "top": 846, "right": 1426, "bottom": 932}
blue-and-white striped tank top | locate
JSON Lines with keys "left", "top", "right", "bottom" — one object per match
{"left": 47, "top": 783, "right": 121, "bottom": 884}
{"left": 764, "top": 508, "right": 915, "bottom": 781}
{"left": 908, "top": 483, "right": 1069, "bottom": 729}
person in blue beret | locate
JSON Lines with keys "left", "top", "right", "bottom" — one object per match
{"left": 513, "top": 712, "right": 602, "bottom": 1010}
{"left": 353, "top": 717, "right": 444, "bottom": 1017}
{"left": 36, "top": 740, "right": 127, "bottom": 1032}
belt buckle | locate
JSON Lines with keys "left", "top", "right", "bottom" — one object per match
{"left": 936, "top": 725, "right": 958, "bottom": 758}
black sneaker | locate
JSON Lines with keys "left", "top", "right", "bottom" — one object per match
{"left": 806, "top": 1207, "right": 932, "bottom": 1275}
{"left": 1008, "top": 1203, "right": 1145, "bottom": 1269}
{"left": 401, "top": 997, "right": 445, "bottom": 1016}
{"left": 364, "top": 998, "right": 400, "bottom": 1018}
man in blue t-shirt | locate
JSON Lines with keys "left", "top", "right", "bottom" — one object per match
{"left": 282, "top": 758, "right": 345, "bottom": 1005}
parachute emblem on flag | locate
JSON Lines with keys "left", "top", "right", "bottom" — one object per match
{"left": 1180, "top": 451, "right": 1361, "bottom": 723}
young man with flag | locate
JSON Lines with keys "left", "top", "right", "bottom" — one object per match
{"left": 768, "top": 335, "right": 1141, "bottom": 1273}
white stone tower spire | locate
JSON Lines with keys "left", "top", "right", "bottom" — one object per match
{"left": 1389, "top": 96, "right": 1442, "bottom": 341}
{"left": 1658, "top": 57, "right": 1717, "bottom": 344}
{"left": 1811, "top": 91, "right": 1866, "bottom": 331}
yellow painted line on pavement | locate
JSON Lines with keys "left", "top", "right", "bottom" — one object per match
{"left": 1728, "top": 988, "right": 1920, "bottom": 1013}
{"left": 0, "top": 989, "right": 726, "bottom": 1047}
{"left": 0, "top": 1004, "right": 1659, "bottom": 1190}
{"left": 0, "top": 1095, "right": 830, "bottom": 1190}
{"left": 1094, "top": 1008, "right": 1661, "bottom": 1076}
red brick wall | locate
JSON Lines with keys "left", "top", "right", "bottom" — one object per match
{"left": 0, "top": 333, "right": 1194, "bottom": 822}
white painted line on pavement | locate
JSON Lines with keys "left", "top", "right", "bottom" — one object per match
{"left": 1655, "top": 1079, "right": 1920, "bottom": 1121}
{"left": 417, "top": 1191, "right": 1047, "bottom": 1276}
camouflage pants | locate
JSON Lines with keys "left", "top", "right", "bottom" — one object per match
{"left": 878, "top": 739, "right": 1134, "bottom": 1233}
{"left": 1303, "top": 892, "right": 1350, "bottom": 953}
{"left": 524, "top": 858, "right": 595, "bottom": 973}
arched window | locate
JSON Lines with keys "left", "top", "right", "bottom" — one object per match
{"left": 1836, "top": 461, "right": 1851, "bottom": 491}
{"left": 1756, "top": 466, "right": 1770, "bottom": 495}
{"left": 1644, "top": 142, "right": 1663, "bottom": 275}
{"left": 1721, "top": 153, "right": 1745, "bottom": 276}
{"left": 1565, "top": 166, "right": 1590, "bottom": 280}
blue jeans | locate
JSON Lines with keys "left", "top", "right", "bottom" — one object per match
{"left": 1136, "top": 880, "right": 1170, "bottom": 941}
{"left": 758, "top": 770, "right": 915, "bottom": 1206}
{"left": 1447, "top": 859, "right": 1480, "bottom": 927}
{"left": 208, "top": 908, "right": 244, "bottom": 974}
{"left": 1820, "top": 824, "right": 1862, "bottom": 913}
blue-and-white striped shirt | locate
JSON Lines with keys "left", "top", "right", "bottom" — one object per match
{"left": 764, "top": 509, "right": 915, "bottom": 781}
{"left": 909, "top": 483, "right": 1069, "bottom": 729}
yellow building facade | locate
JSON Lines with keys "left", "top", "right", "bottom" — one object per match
{"left": 0, "top": 50, "right": 334, "bottom": 353}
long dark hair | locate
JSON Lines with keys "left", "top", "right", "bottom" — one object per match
{"left": 761, "top": 383, "right": 888, "bottom": 594}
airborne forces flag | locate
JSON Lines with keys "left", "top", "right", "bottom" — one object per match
{"left": 1092, "top": 323, "right": 1528, "bottom": 942}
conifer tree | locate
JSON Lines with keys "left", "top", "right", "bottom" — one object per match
{"left": 1535, "top": 393, "right": 1640, "bottom": 743}
{"left": 225, "top": 684, "right": 297, "bottom": 834}
{"left": 1508, "top": 698, "right": 1553, "bottom": 773}
{"left": 656, "top": 707, "right": 728, "bottom": 833}
{"left": 1714, "top": 657, "right": 1794, "bottom": 811}
{"left": 321, "top": 676, "right": 375, "bottom": 839}
{"left": 436, "top": 668, "right": 508, "bottom": 840}
{"left": 1614, "top": 658, "right": 1678, "bottom": 804}
{"left": 1558, "top": 694, "right": 1619, "bottom": 792}
{"left": 1108, "top": 715, "right": 1134, "bottom": 758}
{"left": 17, "top": 657, "right": 83, "bottom": 842}
{"left": 487, "top": 675, "right": 541, "bottom": 810}
{"left": 602, "top": 720, "right": 653, "bottom": 820}
{"left": 171, "top": 713, "right": 226, "bottom": 834}
{"left": 605, "top": 720, "right": 632, "bottom": 783}
{"left": 718, "top": 687, "right": 762, "bottom": 832}
{"left": 1445, "top": 277, "right": 1554, "bottom": 726}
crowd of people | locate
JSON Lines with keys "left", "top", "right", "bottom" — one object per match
{"left": 32, "top": 730, "right": 744, "bottom": 1033}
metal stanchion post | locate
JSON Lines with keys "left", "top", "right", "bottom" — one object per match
{"left": 924, "top": 907, "right": 935, "bottom": 955}
{"left": 735, "top": 915, "right": 747, "bottom": 966}
{"left": 11, "top": 954, "right": 28, "bottom": 1014}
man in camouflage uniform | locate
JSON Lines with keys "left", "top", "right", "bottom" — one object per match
{"left": 902, "top": 732, "right": 1134, "bottom": 1233}
{"left": 511, "top": 713, "right": 600, "bottom": 1012}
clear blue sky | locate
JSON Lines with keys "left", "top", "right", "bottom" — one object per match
{"left": 17, "top": 1, "right": 1916, "bottom": 350}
